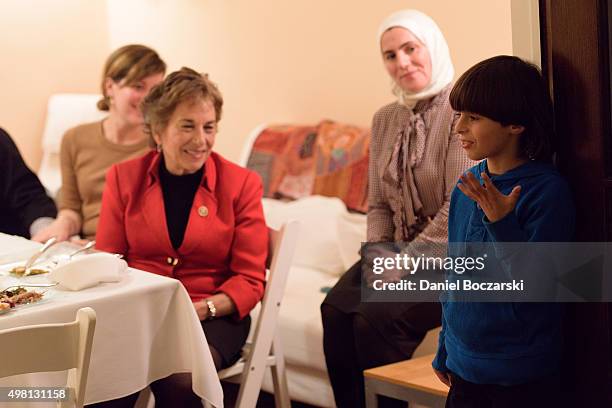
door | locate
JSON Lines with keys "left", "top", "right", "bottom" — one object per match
{"left": 539, "top": 0, "right": 612, "bottom": 405}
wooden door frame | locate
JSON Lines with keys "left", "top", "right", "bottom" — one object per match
{"left": 539, "top": 0, "right": 612, "bottom": 405}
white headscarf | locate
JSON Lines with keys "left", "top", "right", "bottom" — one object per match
{"left": 378, "top": 10, "right": 454, "bottom": 108}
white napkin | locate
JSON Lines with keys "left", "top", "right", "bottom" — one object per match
{"left": 49, "top": 253, "right": 126, "bottom": 291}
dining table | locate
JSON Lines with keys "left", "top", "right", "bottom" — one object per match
{"left": 0, "top": 233, "right": 224, "bottom": 407}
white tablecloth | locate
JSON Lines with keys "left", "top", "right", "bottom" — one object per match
{"left": 0, "top": 265, "right": 224, "bottom": 407}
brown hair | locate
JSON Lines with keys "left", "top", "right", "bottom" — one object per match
{"left": 449, "top": 55, "right": 554, "bottom": 162}
{"left": 141, "top": 67, "right": 224, "bottom": 142}
{"left": 97, "top": 44, "right": 166, "bottom": 111}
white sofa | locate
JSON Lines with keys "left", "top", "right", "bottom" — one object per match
{"left": 38, "top": 93, "right": 106, "bottom": 197}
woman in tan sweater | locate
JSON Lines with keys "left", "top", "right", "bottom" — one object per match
{"left": 321, "top": 10, "right": 474, "bottom": 408}
{"left": 33, "top": 45, "right": 165, "bottom": 242}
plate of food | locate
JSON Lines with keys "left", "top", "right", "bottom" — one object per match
{"left": 0, "top": 286, "right": 50, "bottom": 315}
{"left": 0, "top": 260, "right": 53, "bottom": 278}
{"left": 8, "top": 265, "right": 50, "bottom": 277}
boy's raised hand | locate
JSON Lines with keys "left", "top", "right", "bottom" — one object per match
{"left": 457, "top": 172, "right": 521, "bottom": 223}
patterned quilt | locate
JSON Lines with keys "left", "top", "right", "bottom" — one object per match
{"left": 245, "top": 120, "right": 370, "bottom": 213}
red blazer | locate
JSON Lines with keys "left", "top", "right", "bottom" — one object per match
{"left": 96, "top": 151, "right": 267, "bottom": 319}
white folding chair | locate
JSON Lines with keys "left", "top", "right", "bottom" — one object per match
{"left": 205, "top": 220, "right": 299, "bottom": 408}
{"left": 38, "top": 94, "right": 107, "bottom": 197}
{"left": 0, "top": 307, "right": 97, "bottom": 408}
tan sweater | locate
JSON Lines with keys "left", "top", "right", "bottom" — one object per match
{"left": 367, "top": 87, "right": 476, "bottom": 248}
{"left": 59, "top": 121, "right": 151, "bottom": 239}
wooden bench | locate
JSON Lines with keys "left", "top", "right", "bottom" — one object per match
{"left": 363, "top": 354, "right": 449, "bottom": 408}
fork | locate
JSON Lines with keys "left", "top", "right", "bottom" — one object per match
{"left": 50, "top": 241, "right": 97, "bottom": 267}
{"left": 0, "top": 283, "right": 59, "bottom": 292}
{"left": 67, "top": 240, "right": 97, "bottom": 259}
{"left": 22, "top": 237, "right": 58, "bottom": 273}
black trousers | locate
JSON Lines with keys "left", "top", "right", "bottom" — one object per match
{"left": 445, "top": 372, "right": 564, "bottom": 408}
{"left": 321, "top": 260, "right": 441, "bottom": 408}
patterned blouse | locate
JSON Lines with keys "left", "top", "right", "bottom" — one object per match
{"left": 367, "top": 85, "right": 475, "bottom": 251}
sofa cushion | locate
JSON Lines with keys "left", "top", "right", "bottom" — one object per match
{"left": 246, "top": 121, "right": 370, "bottom": 213}
{"left": 263, "top": 196, "right": 346, "bottom": 276}
{"left": 337, "top": 211, "right": 367, "bottom": 270}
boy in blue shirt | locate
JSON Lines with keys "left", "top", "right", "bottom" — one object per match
{"left": 432, "top": 55, "right": 574, "bottom": 407}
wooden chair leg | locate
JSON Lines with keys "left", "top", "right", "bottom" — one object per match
{"left": 134, "top": 387, "right": 154, "bottom": 408}
{"left": 234, "top": 363, "right": 265, "bottom": 408}
{"left": 364, "top": 379, "right": 379, "bottom": 408}
{"left": 270, "top": 335, "right": 291, "bottom": 407}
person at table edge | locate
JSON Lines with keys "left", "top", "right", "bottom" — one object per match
{"left": 0, "top": 128, "right": 57, "bottom": 238}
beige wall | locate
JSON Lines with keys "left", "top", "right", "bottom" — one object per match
{"left": 0, "top": 0, "right": 109, "bottom": 170}
{"left": 3, "top": 0, "right": 514, "bottom": 168}
{"left": 105, "top": 0, "right": 513, "bottom": 162}
{"left": 511, "top": 0, "right": 541, "bottom": 66}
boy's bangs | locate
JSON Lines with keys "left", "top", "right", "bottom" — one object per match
{"left": 449, "top": 66, "right": 515, "bottom": 124}
{"left": 449, "top": 70, "right": 488, "bottom": 115}
{"left": 450, "top": 57, "right": 530, "bottom": 126}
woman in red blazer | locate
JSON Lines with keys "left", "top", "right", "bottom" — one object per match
{"left": 96, "top": 68, "right": 267, "bottom": 408}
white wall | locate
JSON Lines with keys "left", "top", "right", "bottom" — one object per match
{"left": 511, "top": 0, "right": 541, "bottom": 66}
{"left": 105, "top": 0, "right": 514, "bottom": 162}
{"left": 2, "top": 0, "right": 516, "bottom": 167}
{"left": 0, "top": 0, "right": 109, "bottom": 169}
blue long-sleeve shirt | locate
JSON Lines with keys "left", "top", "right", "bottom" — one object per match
{"left": 432, "top": 159, "right": 575, "bottom": 385}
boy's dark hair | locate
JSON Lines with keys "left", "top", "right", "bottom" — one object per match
{"left": 450, "top": 55, "right": 553, "bottom": 162}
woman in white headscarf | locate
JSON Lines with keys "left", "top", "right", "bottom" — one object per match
{"left": 321, "top": 10, "right": 474, "bottom": 408}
